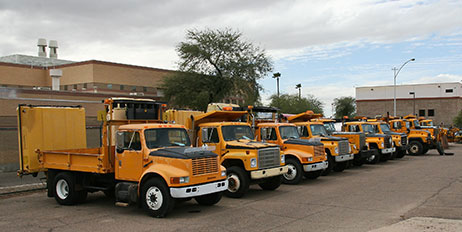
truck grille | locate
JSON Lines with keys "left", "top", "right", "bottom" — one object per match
{"left": 314, "top": 145, "right": 324, "bottom": 157}
{"left": 359, "top": 133, "right": 366, "bottom": 150}
{"left": 192, "top": 157, "right": 218, "bottom": 176}
{"left": 258, "top": 147, "right": 280, "bottom": 169}
{"left": 338, "top": 140, "right": 349, "bottom": 155}
{"left": 401, "top": 135, "right": 407, "bottom": 145}
{"left": 384, "top": 135, "right": 392, "bottom": 148}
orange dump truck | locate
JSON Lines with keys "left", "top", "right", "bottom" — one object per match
{"left": 17, "top": 98, "right": 227, "bottom": 218}
{"left": 255, "top": 122, "right": 327, "bottom": 184}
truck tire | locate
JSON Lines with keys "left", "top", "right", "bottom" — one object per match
{"left": 282, "top": 158, "right": 303, "bottom": 185}
{"left": 353, "top": 156, "right": 364, "bottom": 167}
{"left": 258, "top": 176, "right": 282, "bottom": 191}
{"left": 321, "top": 152, "right": 334, "bottom": 176}
{"left": 141, "top": 178, "right": 175, "bottom": 218}
{"left": 225, "top": 166, "right": 250, "bottom": 198}
{"left": 333, "top": 161, "right": 347, "bottom": 172}
{"left": 408, "top": 141, "right": 423, "bottom": 156}
{"left": 195, "top": 192, "right": 223, "bottom": 206}
{"left": 304, "top": 170, "right": 322, "bottom": 179}
{"left": 53, "top": 172, "right": 78, "bottom": 205}
{"left": 396, "top": 149, "right": 406, "bottom": 159}
{"left": 367, "top": 150, "right": 381, "bottom": 164}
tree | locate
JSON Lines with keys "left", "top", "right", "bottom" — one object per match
{"left": 333, "top": 96, "right": 356, "bottom": 119}
{"left": 269, "top": 94, "right": 324, "bottom": 114}
{"left": 162, "top": 28, "right": 272, "bottom": 110}
{"left": 453, "top": 110, "right": 462, "bottom": 127}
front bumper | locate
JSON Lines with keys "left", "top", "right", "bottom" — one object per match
{"left": 303, "top": 161, "right": 328, "bottom": 172}
{"left": 334, "top": 153, "right": 354, "bottom": 162}
{"left": 170, "top": 180, "right": 228, "bottom": 198}
{"left": 250, "top": 166, "right": 289, "bottom": 180}
{"left": 381, "top": 147, "right": 396, "bottom": 154}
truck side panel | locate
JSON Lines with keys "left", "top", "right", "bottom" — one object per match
{"left": 18, "top": 106, "right": 87, "bottom": 175}
{"left": 39, "top": 148, "right": 106, "bottom": 173}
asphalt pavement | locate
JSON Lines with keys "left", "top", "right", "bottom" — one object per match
{"left": 1, "top": 144, "right": 462, "bottom": 232}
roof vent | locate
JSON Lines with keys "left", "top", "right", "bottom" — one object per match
{"left": 49, "top": 40, "right": 58, "bottom": 59}
{"left": 37, "top": 38, "right": 47, "bottom": 57}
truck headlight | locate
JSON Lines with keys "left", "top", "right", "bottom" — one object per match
{"left": 381, "top": 142, "right": 384, "bottom": 148}
{"left": 250, "top": 158, "right": 257, "bottom": 168}
{"left": 353, "top": 144, "right": 357, "bottom": 150}
{"left": 334, "top": 147, "right": 338, "bottom": 154}
{"left": 221, "top": 170, "right": 226, "bottom": 177}
{"left": 348, "top": 146, "right": 352, "bottom": 153}
{"left": 280, "top": 155, "right": 285, "bottom": 164}
{"left": 308, "top": 157, "right": 313, "bottom": 162}
{"left": 171, "top": 176, "right": 189, "bottom": 184}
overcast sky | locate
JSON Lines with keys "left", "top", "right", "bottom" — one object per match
{"left": 1, "top": 0, "right": 462, "bottom": 115}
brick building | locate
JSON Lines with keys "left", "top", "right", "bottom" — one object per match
{"left": 356, "top": 82, "right": 462, "bottom": 126}
{"left": 0, "top": 39, "right": 245, "bottom": 171}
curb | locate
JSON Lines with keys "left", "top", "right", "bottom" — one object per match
{"left": 0, "top": 183, "right": 46, "bottom": 195}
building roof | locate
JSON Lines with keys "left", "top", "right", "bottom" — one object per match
{"left": 0, "top": 54, "right": 75, "bottom": 68}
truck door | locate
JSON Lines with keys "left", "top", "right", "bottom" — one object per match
{"left": 200, "top": 127, "right": 221, "bottom": 156}
{"left": 115, "top": 131, "right": 143, "bottom": 181}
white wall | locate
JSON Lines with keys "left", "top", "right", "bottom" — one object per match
{"left": 356, "top": 82, "right": 462, "bottom": 100}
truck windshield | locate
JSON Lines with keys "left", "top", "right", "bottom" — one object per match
{"left": 405, "top": 121, "right": 411, "bottom": 129}
{"left": 310, "top": 124, "right": 328, "bottom": 137}
{"left": 362, "top": 124, "right": 376, "bottom": 133}
{"left": 279, "top": 126, "right": 300, "bottom": 139}
{"left": 222, "top": 125, "right": 254, "bottom": 141}
{"left": 144, "top": 128, "right": 191, "bottom": 148}
{"left": 324, "top": 122, "right": 336, "bottom": 134}
{"left": 380, "top": 124, "right": 391, "bottom": 132}
{"left": 412, "top": 120, "right": 420, "bottom": 128}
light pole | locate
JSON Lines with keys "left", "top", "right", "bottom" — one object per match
{"left": 272, "top": 72, "right": 281, "bottom": 98}
{"left": 409, "top": 91, "right": 416, "bottom": 116}
{"left": 295, "top": 84, "right": 302, "bottom": 100}
{"left": 393, "top": 58, "right": 415, "bottom": 116}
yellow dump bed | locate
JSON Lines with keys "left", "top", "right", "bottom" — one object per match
{"left": 17, "top": 105, "right": 88, "bottom": 175}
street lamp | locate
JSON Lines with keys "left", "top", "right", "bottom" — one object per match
{"left": 409, "top": 91, "right": 416, "bottom": 116}
{"left": 393, "top": 58, "right": 415, "bottom": 117}
{"left": 295, "top": 84, "right": 302, "bottom": 100}
{"left": 272, "top": 72, "right": 281, "bottom": 98}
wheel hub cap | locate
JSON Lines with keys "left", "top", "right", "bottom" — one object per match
{"left": 283, "top": 164, "right": 297, "bottom": 180}
{"left": 146, "top": 187, "right": 163, "bottom": 210}
{"left": 227, "top": 174, "right": 240, "bottom": 193}
{"left": 56, "top": 179, "right": 69, "bottom": 200}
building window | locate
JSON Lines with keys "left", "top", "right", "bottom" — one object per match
{"left": 419, "top": 109, "right": 425, "bottom": 117}
{"left": 131, "top": 86, "right": 137, "bottom": 91}
{"left": 143, "top": 87, "right": 147, "bottom": 92}
{"left": 445, "top": 88, "right": 454, "bottom": 93}
{"left": 120, "top": 85, "right": 124, "bottom": 90}
{"left": 428, "top": 109, "right": 435, "bottom": 117}
{"left": 64, "top": 85, "right": 68, "bottom": 91}
{"left": 107, "top": 84, "right": 113, "bottom": 89}
{"left": 83, "top": 83, "right": 87, "bottom": 89}
{"left": 73, "top": 84, "right": 77, "bottom": 90}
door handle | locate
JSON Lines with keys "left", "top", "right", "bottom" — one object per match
{"left": 118, "top": 160, "right": 122, "bottom": 167}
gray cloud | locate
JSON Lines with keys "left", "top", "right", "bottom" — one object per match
{"left": 0, "top": 0, "right": 461, "bottom": 68}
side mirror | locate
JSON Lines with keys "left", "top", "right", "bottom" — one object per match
{"left": 201, "top": 128, "right": 209, "bottom": 143}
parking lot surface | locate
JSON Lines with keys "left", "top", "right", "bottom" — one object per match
{"left": 1, "top": 144, "right": 462, "bottom": 232}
